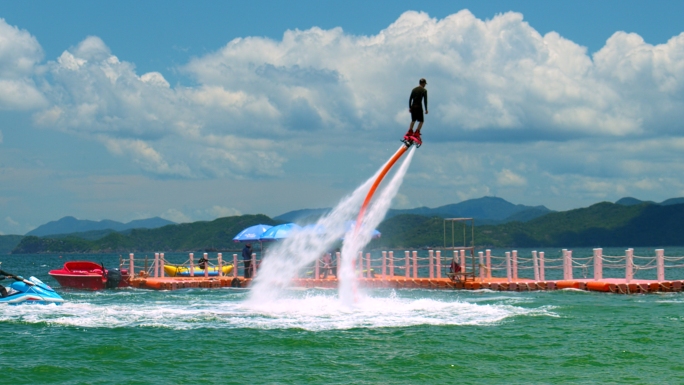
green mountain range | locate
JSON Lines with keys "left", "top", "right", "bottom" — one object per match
{"left": 371, "top": 201, "right": 684, "bottom": 249}
{"left": 26, "top": 216, "right": 175, "bottom": 237}
{"left": 3, "top": 198, "right": 684, "bottom": 254}
{"left": 8, "top": 215, "right": 278, "bottom": 254}
{"left": 274, "top": 196, "right": 552, "bottom": 224}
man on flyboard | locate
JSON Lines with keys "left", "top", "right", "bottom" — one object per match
{"left": 403, "top": 78, "right": 428, "bottom": 147}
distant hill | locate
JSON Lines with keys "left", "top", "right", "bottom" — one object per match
{"left": 26, "top": 216, "right": 176, "bottom": 237}
{"left": 12, "top": 198, "right": 684, "bottom": 253}
{"left": 370, "top": 201, "right": 684, "bottom": 249}
{"left": 386, "top": 196, "right": 552, "bottom": 222}
{"left": 615, "top": 197, "right": 684, "bottom": 206}
{"left": 615, "top": 197, "right": 656, "bottom": 206}
{"left": 0, "top": 235, "right": 24, "bottom": 254}
{"left": 275, "top": 197, "right": 552, "bottom": 225}
{"left": 13, "top": 214, "right": 279, "bottom": 254}
{"left": 659, "top": 197, "right": 684, "bottom": 206}
{"left": 47, "top": 229, "right": 119, "bottom": 241}
{"left": 274, "top": 208, "right": 331, "bottom": 224}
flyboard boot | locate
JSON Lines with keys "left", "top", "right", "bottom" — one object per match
{"left": 410, "top": 130, "right": 422, "bottom": 147}
{"left": 402, "top": 129, "right": 414, "bottom": 146}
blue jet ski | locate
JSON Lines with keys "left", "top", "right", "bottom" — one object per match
{"left": 0, "top": 268, "right": 65, "bottom": 305}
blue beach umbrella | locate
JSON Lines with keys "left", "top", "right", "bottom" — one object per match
{"left": 233, "top": 224, "right": 273, "bottom": 242}
{"left": 260, "top": 223, "right": 302, "bottom": 241}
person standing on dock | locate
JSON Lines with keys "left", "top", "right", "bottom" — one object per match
{"left": 198, "top": 255, "right": 209, "bottom": 270}
{"left": 404, "top": 78, "right": 428, "bottom": 145}
{"left": 242, "top": 243, "right": 253, "bottom": 279}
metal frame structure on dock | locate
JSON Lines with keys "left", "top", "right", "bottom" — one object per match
{"left": 443, "top": 218, "right": 476, "bottom": 281}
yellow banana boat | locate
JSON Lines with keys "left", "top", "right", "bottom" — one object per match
{"left": 163, "top": 264, "right": 233, "bottom": 277}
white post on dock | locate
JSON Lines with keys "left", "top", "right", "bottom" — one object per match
{"left": 486, "top": 249, "right": 492, "bottom": 278}
{"left": 593, "top": 248, "right": 603, "bottom": 280}
{"left": 366, "top": 252, "right": 371, "bottom": 278}
{"left": 315, "top": 258, "right": 320, "bottom": 280}
{"left": 412, "top": 251, "right": 418, "bottom": 278}
{"left": 129, "top": 253, "right": 135, "bottom": 276}
{"left": 389, "top": 251, "right": 395, "bottom": 278}
{"left": 562, "top": 249, "right": 567, "bottom": 280}
{"left": 160, "top": 253, "right": 165, "bottom": 278}
{"left": 382, "top": 251, "right": 387, "bottom": 280}
{"left": 336, "top": 251, "right": 341, "bottom": 277}
{"left": 626, "top": 248, "right": 634, "bottom": 283}
{"left": 189, "top": 253, "right": 195, "bottom": 277}
{"left": 539, "top": 252, "right": 545, "bottom": 281}
{"left": 656, "top": 249, "right": 665, "bottom": 282}
{"left": 233, "top": 254, "right": 238, "bottom": 278}
{"left": 251, "top": 252, "right": 257, "bottom": 278}
{"left": 436, "top": 250, "right": 442, "bottom": 279}
{"left": 153, "top": 253, "right": 159, "bottom": 278}
{"left": 218, "top": 253, "right": 223, "bottom": 277}
{"left": 357, "top": 251, "right": 362, "bottom": 277}
{"left": 532, "top": 251, "right": 539, "bottom": 282}
{"left": 405, "top": 251, "right": 410, "bottom": 278}
{"left": 460, "top": 250, "right": 466, "bottom": 273}
{"left": 563, "top": 249, "right": 573, "bottom": 280}
{"left": 512, "top": 250, "right": 518, "bottom": 280}
{"left": 429, "top": 250, "right": 434, "bottom": 279}
{"left": 204, "top": 253, "right": 209, "bottom": 278}
{"left": 505, "top": 252, "right": 512, "bottom": 283}
{"left": 478, "top": 251, "right": 485, "bottom": 279}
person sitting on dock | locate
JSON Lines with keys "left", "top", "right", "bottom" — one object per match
{"left": 198, "top": 255, "right": 209, "bottom": 270}
{"left": 321, "top": 253, "right": 333, "bottom": 278}
{"left": 449, "top": 259, "right": 462, "bottom": 281}
{"left": 242, "top": 243, "right": 253, "bottom": 279}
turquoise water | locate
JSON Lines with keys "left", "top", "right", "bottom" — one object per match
{"left": 2, "top": 252, "right": 684, "bottom": 384}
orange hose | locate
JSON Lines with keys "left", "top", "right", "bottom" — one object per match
{"left": 354, "top": 144, "right": 409, "bottom": 234}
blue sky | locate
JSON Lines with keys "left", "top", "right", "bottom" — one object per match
{"left": 1, "top": 0, "right": 683, "bottom": 234}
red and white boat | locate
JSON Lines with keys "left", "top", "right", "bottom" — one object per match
{"left": 49, "top": 261, "right": 130, "bottom": 290}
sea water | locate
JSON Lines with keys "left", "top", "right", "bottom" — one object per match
{"left": 2, "top": 252, "right": 684, "bottom": 384}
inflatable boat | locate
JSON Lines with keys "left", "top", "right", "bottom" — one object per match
{"left": 163, "top": 264, "right": 233, "bottom": 277}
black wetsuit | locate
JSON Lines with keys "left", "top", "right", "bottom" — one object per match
{"left": 242, "top": 246, "right": 253, "bottom": 279}
{"left": 0, "top": 275, "right": 7, "bottom": 297}
{"left": 409, "top": 86, "right": 428, "bottom": 122}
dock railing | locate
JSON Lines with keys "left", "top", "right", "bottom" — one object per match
{"left": 121, "top": 248, "right": 684, "bottom": 283}
{"left": 120, "top": 252, "right": 237, "bottom": 278}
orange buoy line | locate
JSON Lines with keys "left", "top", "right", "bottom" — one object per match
{"left": 128, "top": 275, "right": 684, "bottom": 294}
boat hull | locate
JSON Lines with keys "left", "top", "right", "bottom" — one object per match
{"left": 49, "top": 261, "right": 130, "bottom": 290}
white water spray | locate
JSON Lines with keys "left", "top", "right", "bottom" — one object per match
{"left": 248, "top": 146, "right": 416, "bottom": 305}
{"left": 338, "top": 147, "right": 416, "bottom": 305}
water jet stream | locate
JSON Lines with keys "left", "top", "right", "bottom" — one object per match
{"left": 248, "top": 143, "right": 415, "bottom": 306}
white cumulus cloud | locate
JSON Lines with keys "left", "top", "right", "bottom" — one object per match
{"left": 0, "top": 19, "right": 48, "bottom": 110}
{"left": 1, "top": 10, "right": 684, "bottom": 213}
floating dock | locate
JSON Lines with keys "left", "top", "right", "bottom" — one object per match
{"left": 124, "top": 247, "right": 684, "bottom": 294}
{"left": 128, "top": 275, "right": 684, "bottom": 294}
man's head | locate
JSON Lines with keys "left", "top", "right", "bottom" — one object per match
{"left": 419, "top": 78, "right": 427, "bottom": 86}
{"left": 246, "top": 243, "right": 251, "bottom": 248}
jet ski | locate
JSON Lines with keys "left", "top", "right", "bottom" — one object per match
{"left": 0, "top": 268, "right": 65, "bottom": 305}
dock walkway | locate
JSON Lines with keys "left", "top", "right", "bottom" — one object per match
{"left": 129, "top": 275, "right": 683, "bottom": 294}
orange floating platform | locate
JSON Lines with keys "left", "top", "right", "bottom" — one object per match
{"left": 128, "top": 275, "right": 684, "bottom": 294}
